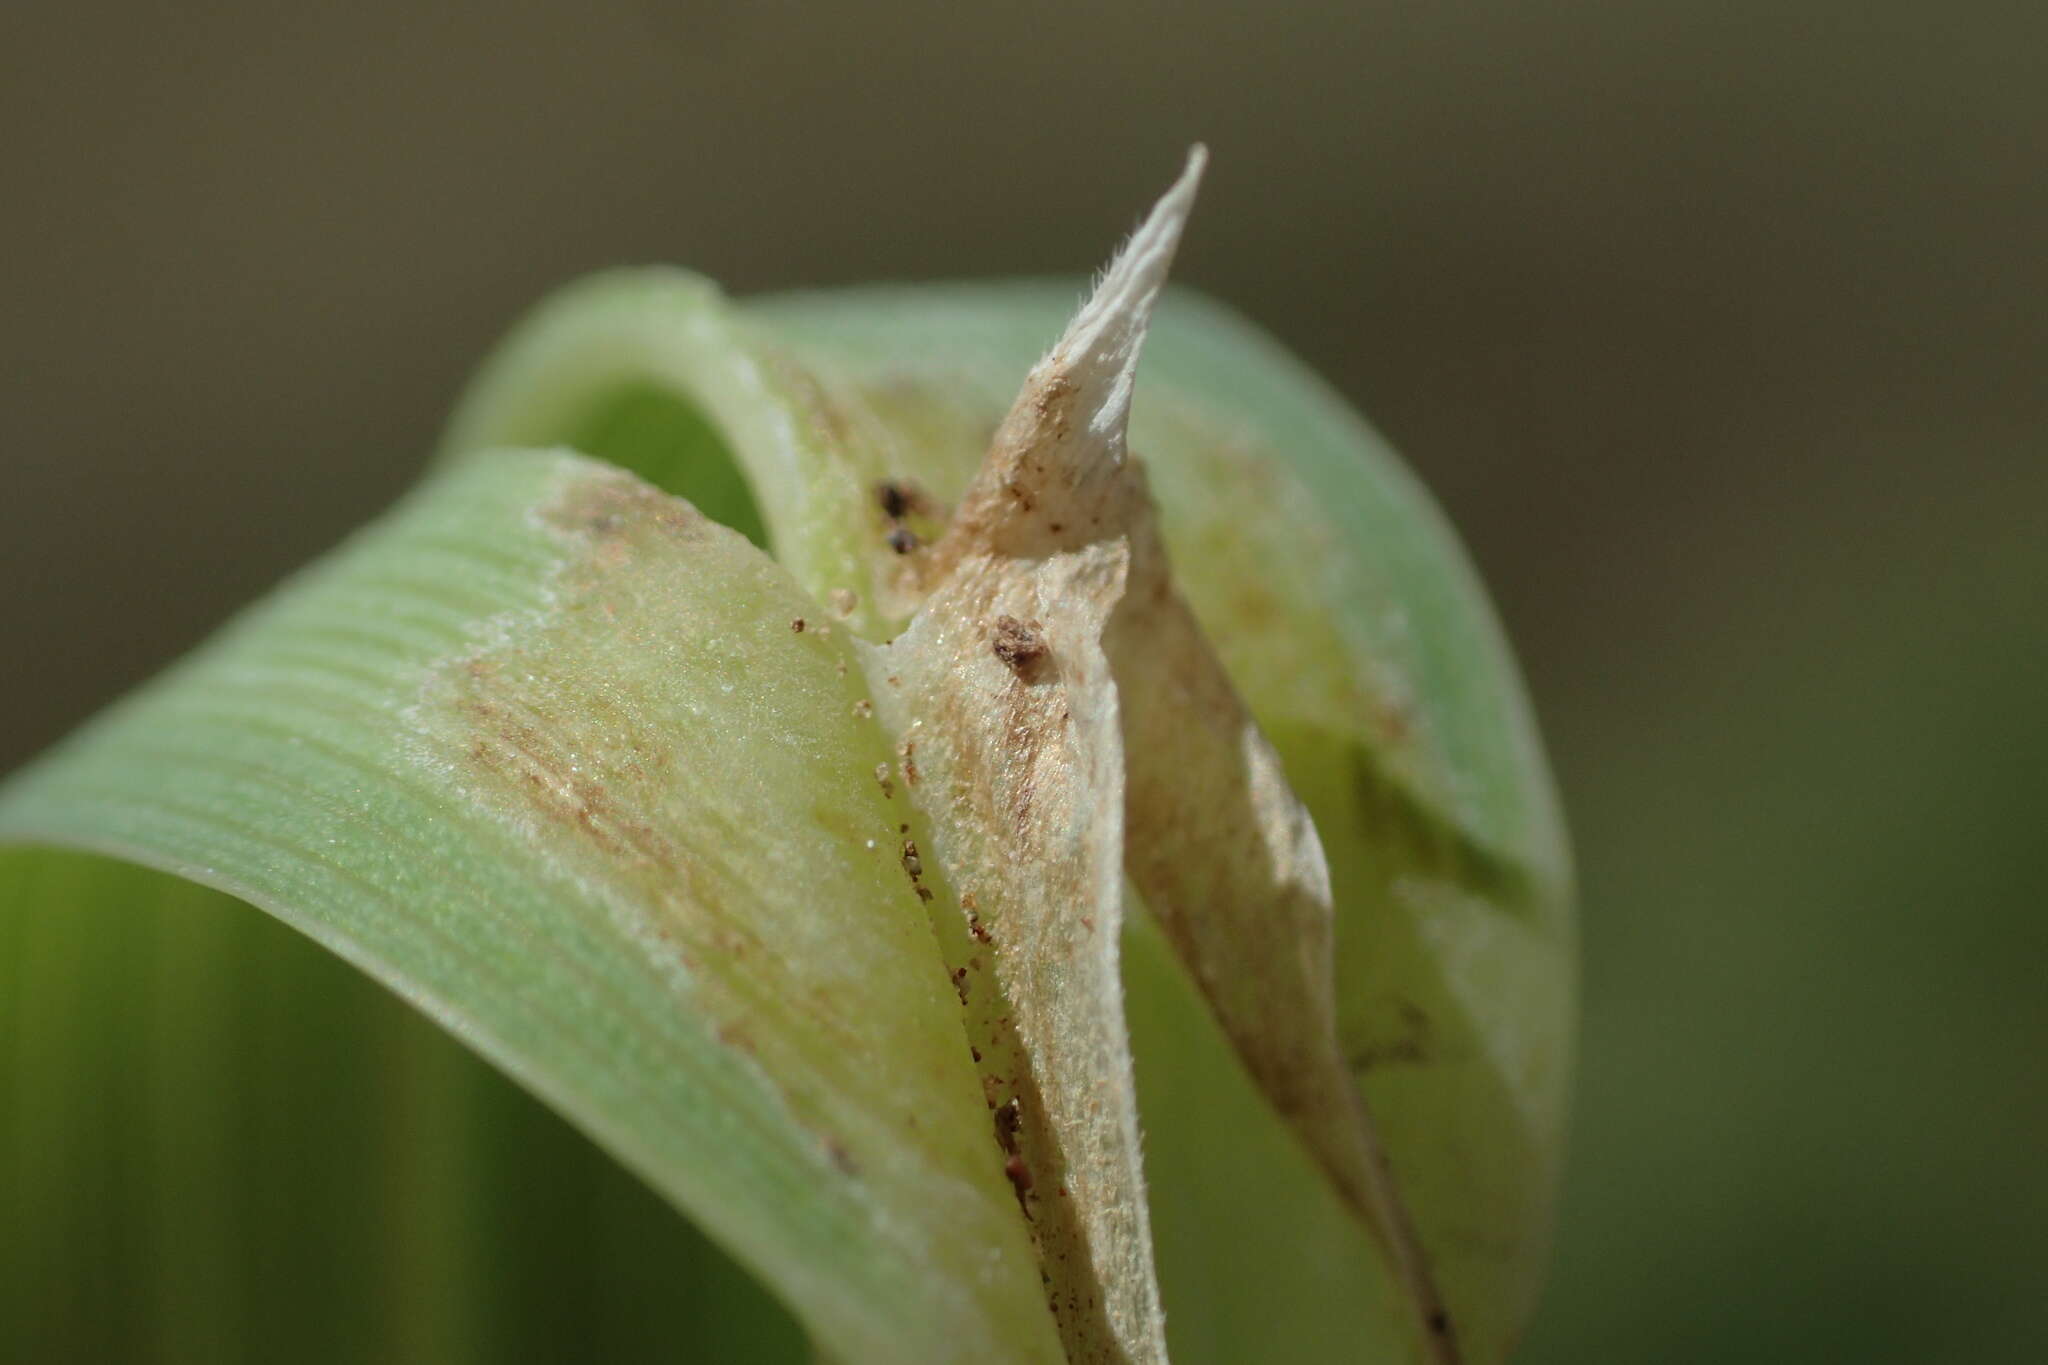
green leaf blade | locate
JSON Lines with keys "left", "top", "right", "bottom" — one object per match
{"left": 0, "top": 451, "right": 1063, "bottom": 1365}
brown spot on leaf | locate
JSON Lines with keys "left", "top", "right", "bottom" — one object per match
{"left": 993, "top": 1098, "right": 1022, "bottom": 1154}
{"left": 990, "top": 614, "right": 1047, "bottom": 672}
{"left": 875, "top": 478, "right": 931, "bottom": 520}
{"left": 1004, "top": 1153, "right": 1035, "bottom": 1205}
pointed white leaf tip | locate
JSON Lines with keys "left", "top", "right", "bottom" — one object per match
{"left": 1050, "top": 145, "right": 1207, "bottom": 446}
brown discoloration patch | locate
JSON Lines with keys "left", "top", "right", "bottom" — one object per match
{"left": 447, "top": 683, "right": 692, "bottom": 893}
{"left": 874, "top": 763, "right": 895, "bottom": 801}
{"left": 412, "top": 464, "right": 1071, "bottom": 1315}
{"left": 546, "top": 462, "right": 715, "bottom": 547}
{"left": 790, "top": 617, "right": 805, "bottom": 633}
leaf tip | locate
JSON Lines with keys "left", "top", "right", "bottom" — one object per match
{"left": 1050, "top": 145, "right": 1207, "bottom": 447}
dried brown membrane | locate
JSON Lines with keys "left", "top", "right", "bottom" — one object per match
{"left": 862, "top": 150, "right": 1456, "bottom": 1364}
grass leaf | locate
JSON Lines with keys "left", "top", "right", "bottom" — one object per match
{"left": 0, "top": 453, "right": 1064, "bottom": 1364}
{"left": 4, "top": 236, "right": 1571, "bottom": 1362}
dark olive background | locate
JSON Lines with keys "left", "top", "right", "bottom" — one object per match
{"left": 4, "top": 4, "right": 2044, "bottom": 1360}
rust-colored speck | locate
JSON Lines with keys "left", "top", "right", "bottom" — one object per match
{"left": 992, "top": 614, "right": 1046, "bottom": 671}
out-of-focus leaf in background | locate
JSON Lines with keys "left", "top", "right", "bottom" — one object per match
{"left": 0, "top": 852, "right": 801, "bottom": 1363}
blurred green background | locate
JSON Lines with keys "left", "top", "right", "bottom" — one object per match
{"left": 3, "top": 3, "right": 2043, "bottom": 1360}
